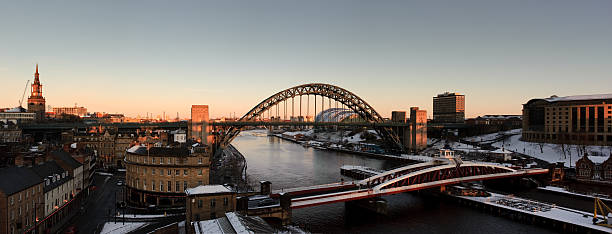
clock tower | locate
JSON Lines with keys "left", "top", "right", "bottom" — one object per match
{"left": 27, "top": 64, "right": 46, "bottom": 120}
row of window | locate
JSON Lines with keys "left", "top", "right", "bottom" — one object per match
{"left": 128, "top": 156, "right": 205, "bottom": 165}
{"left": 132, "top": 179, "right": 205, "bottom": 192}
{"left": 131, "top": 167, "right": 205, "bottom": 176}
{"left": 9, "top": 185, "right": 42, "bottom": 205}
{"left": 196, "top": 197, "right": 229, "bottom": 208}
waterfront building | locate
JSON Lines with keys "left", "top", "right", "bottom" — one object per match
{"left": 433, "top": 92, "right": 465, "bottom": 123}
{"left": 575, "top": 153, "right": 612, "bottom": 181}
{"left": 185, "top": 185, "right": 236, "bottom": 224}
{"left": 406, "top": 107, "right": 427, "bottom": 151}
{"left": 0, "top": 166, "right": 44, "bottom": 234}
{"left": 124, "top": 144, "right": 211, "bottom": 208}
{"left": 522, "top": 94, "right": 612, "bottom": 145}
{"left": 189, "top": 105, "right": 212, "bottom": 144}
{"left": 27, "top": 65, "right": 46, "bottom": 121}
{"left": 52, "top": 106, "right": 87, "bottom": 117}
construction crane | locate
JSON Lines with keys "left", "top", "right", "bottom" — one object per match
{"left": 18, "top": 80, "right": 30, "bottom": 107}
{"left": 593, "top": 197, "right": 612, "bottom": 227}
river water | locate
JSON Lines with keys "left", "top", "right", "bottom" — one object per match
{"left": 232, "top": 130, "right": 555, "bottom": 233}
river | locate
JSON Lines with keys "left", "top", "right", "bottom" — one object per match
{"left": 232, "top": 130, "right": 556, "bottom": 233}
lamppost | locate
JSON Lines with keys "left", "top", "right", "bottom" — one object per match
{"left": 33, "top": 202, "right": 45, "bottom": 234}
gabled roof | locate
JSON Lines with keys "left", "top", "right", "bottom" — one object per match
{"left": 0, "top": 166, "right": 43, "bottom": 195}
{"left": 51, "top": 150, "right": 83, "bottom": 169}
{"left": 29, "top": 161, "right": 72, "bottom": 192}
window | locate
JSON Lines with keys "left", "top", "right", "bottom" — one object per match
{"left": 160, "top": 181, "right": 164, "bottom": 191}
{"left": 143, "top": 180, "right": 147, "bottom": 190}
{"left": 10, "top": 197, "right": 13, "bottom": 205}
{"left": 224, "top": 197, "right": 229, "bottom": 206}
{"left": 198, "top": 199, "right": 203, "bottom": 208}
{"left": 152, "top": 181, "right": 156, "bottom": 191}
{"left": 184, "top": 170, "right": 188, "bottom": 176}
{"left": 184, "top": 181, "right": 188, "bottom": 190}
{"left": 210, "top": 198, "right": 216, "bottom": 208}
{"left": 144, "top": 168, "right": 147, "bottom": 175}
{"left": 167, "top": 170, "right": 171, "bottom": 176}
{"left": 176, "top": 181, "right": 180, "bottom": 191}
{"left": 198, "top": 170, "right": 203, "bottom": 176}
{"left": 152, "top": 169, "right": 156, "bottom": 175}
{"left": 168, "top": 158, "right": 172, "bottom": 164}
{"left": 168, "top": 181, "right": 172, "bottom": 192}
{"left": 152, "top": 158, "right": 156, "bottom": 164}
{"left": 198, "top": 158, "right": 202, "bottom": 164}
{"left": 175, "top": 170, "right": 180, "bottom": 176}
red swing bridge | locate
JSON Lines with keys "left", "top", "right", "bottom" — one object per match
{"left": 241, "top": 154, "right": 548, "bottom": 224}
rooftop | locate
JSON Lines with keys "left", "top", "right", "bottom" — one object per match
{"left": 0, "top": 166, "right": 43, "bottom": 195}
{"left": 193, "top": 212, "right": 275, "bottom": 234}
{"left": 185, "top": 185, "right": 233, "bottom": 196}
{"left": 543, "top": 94, "right": 612, "bottom": 103}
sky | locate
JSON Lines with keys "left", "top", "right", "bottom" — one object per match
{"left": 1, "top": 0, "right": 611, "bottom": 119}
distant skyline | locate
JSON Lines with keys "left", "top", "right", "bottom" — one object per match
{"left": 1, "top": 0, "right": 611, "bottom": 119}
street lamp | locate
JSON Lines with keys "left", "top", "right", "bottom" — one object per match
{"left": 33, "top": 202, "right": 45, "bottom": 234}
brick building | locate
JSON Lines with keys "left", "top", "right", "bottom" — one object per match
{"left": 185, "top": 185, "right": 236, "bottom": 224}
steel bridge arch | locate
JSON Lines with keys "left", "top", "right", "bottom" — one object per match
{"left": 216, "top": 83, "right": 402, "bottom": 151}
{"left": 371, "top": 163, "right": 516, "bottom": 192}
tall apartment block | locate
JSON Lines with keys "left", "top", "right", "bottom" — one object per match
{"left": 190, "top": 105, "right": 212, "bottom": 145}
{"left": 433, "top": 92, "right": 465, "bottom": 123}
{"left": 406, "top": 107, "right": 427, "bottom": 151}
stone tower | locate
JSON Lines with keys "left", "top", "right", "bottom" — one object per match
{"left": 27, "top": 64, "right": 46, "bottom": 120}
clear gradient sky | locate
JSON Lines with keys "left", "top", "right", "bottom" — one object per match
{"left": 1, "top": 0, "right": 611, "bottom": 119}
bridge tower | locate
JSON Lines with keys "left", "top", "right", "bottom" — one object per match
{"left": 27, "top": 64, "right": 46, "bottom": 121}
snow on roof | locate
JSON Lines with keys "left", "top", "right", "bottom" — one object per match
{"left": 491, "top": 148, "right": 513, "bottom": 154}
{"left": 127, "top": 145, "right": 143, "bottom": 153}
{"left": 185, "top": 185, "right": 232, "bottom": 195}
{"left": 587, "top": 156, "right": 609, "bottom": 164}
{"left": 543, "top": 94, "right": 612, "bottom": 103}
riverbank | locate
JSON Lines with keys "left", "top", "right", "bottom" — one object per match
{"left": 445, "top": 191, "right": 610, "bottom": 233}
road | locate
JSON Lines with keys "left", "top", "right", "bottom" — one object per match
{"left": 64, "top": 172, "right": 125, "bottom": 234}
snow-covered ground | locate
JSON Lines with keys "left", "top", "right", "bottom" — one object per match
{"left": 492, "top": 133, "right": 612, "bottom": 167}
{"left": 463, "top": 129, "right": 521, "bottom": 142}
{"left": 100, "top": 222, "right": 148, "bottom": 234}
{"left": 430, "top": 140, "right": 485, "bottom": 154}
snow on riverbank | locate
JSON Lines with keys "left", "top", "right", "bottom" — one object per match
{"left": 491, "top": 133, "right": 612, "bottom": 167}
{"left": 461, "top": 129, "right": 611, "bottom": 167}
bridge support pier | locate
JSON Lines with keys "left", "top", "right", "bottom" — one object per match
{"left": 346, "top": 197, "right": 387, "bottom": 216}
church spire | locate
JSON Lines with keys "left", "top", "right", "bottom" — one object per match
{"left": 34, "top": 64, "right": 40, "bottom": 84}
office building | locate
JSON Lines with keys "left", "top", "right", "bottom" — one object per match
{"left": 433, "top": 92, "right": 465, "bottom": 123}
{"left": 522, "top": 94, "right": 612, "bottom": 145}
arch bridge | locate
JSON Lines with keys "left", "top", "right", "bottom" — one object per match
{"left": 213, "top": 83, "right": 404, "bottom": 154}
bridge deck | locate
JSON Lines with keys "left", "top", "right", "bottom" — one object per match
{"left": 291, "top": 168, "right": 548, "bottom": 209}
